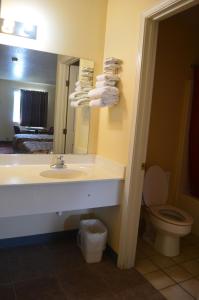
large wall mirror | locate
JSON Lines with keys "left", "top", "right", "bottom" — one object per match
{"left": 0, "top": 44, "right": 94, "bottom": 155}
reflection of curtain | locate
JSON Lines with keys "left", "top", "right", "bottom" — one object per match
{"left": 189, "top": 66, "right": 199, "bottom": 197}
{"left": 20, "top": 90, "right": 48, "bottom": 127}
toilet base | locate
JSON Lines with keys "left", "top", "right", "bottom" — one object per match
{"left": 155, "top": 232, "right": 179, "bottom": 257}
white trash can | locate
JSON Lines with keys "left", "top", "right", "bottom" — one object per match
{"left": 77, "top": 219, "right": 107, "bottom": 263}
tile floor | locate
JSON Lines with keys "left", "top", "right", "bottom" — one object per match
{"left": 0, "top": 235, "right": 165, "bottom": 300}
{"left": 135, "top": 234, "right": 199, "bottom": 299}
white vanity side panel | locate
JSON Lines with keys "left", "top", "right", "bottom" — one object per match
{"left": 0, "top": 210, "right": 91, "bottom": 239}
{"left": 0, "top": 180, "right": 122, "bottom": 218}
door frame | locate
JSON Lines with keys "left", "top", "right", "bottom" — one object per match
{"left": 64, "top": 63, "right": 80, "bottom": 154}
{"left": 117, "top": 0, "right": 198, "bottom": 269}
{"left": 53, "top": 56, "right": 78, "bottom": 153}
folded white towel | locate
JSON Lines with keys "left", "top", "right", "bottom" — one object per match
{"left": 75, "top": 81, "right": 82, "bottom": 87}
{"left": 75, "top": 87, "right": 82, "bottom": 92}
{"left": 104, "top": 57, "right": 122, "bottom": 65}
{"left": 96, "top": 74, "right": 120, "bottom": 82}
{"left": 88, "top": 86, "right": 119, "bottom": 99}
{"left": 82, "top": 87, "right": 92, "bottom": 92}
{"left": 69, "top": 91, "right": 88, "bottom": 101}
{"left": 75, "top": 81, "right": 92, "bottom": 88}
{"left": 104, "top": 64, "right": 121, "bottom": 71}
{"left": 82, "top": 67, "right": 94, "bottom": 73}
{"left": 101, "top": 94, "right": 119, "bottom": 102}
{"left": 71, "top": 98, "right": 90, "bottom": 107}
{"left": 75, "top": 87, "right": 92, "bottom": 92}
{"left": 81, "top": 75, "right": 93, "bottom": 80}
{"left": 71, "top": 101, "right": 79, "bottom": 107}
{"left": 89, "top": 99, "right": 106, "bottom": 107}
{"left": 78, "top": 76, "right": 92, "bottom": 81}
{"left": 80, "top": 74, "right": 93, "bottom": 79}
{"left": 96, "top": 80, "right": 116, "bottom": 88}
{"left": 88, "top": 93, "right": 119, "bottom": 102}
{"left": 89, "top": 98, "right": 118, "bottom": 107}
{"left": 81, "top": 71, "right": 93, "bottom": 77}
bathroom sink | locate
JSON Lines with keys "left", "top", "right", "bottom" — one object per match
{"left": 40, "top": 168, "right": 86, "bottom": 179}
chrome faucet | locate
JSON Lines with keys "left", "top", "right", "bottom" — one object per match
{"left": 51, "top": 155, "right": 66, "bottom": 169}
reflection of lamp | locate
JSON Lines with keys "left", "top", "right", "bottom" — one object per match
{"left": 13, "top": 63, "right": 23, "bottom": 78}
{"left": 1, "top": 19, "right": 15, "bottom": 34}
{"left": 0, "top": 18, "right": 37, "bottom": 39}
{"left": 11, "top": 57, "right": 23, "bottom": 79}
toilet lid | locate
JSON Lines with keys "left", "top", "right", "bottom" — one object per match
{"left": 143, "top": 166, "right": 168, "bottom": 207}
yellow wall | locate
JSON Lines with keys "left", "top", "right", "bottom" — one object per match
{"left": 94, "top": 0, "right": 165, "bottom": 253}
{"left": 96, "top": 0, "right": 162, "bottom": 165}
{"left": 0, "top": 0, "right": 107, "bottom": 67}
{"left": 146, "top": 6, "right": 199, "bottom": 203}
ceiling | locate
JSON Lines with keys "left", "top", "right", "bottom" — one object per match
{"left": 0, "top": 44, "right": 57, "bottom": 85}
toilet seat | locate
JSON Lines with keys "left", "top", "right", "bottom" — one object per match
{"left": 143, "top": 166, "right": 193, "bottom": 227}
{"left": 150, "top": 205, "right": 193, "bottom": 226}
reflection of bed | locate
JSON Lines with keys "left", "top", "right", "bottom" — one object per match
{"left": 13, "top": 134, "right": 53, "bottom": 152}
{"left": 22, "top": 141, "right": 53, "bottom": 154}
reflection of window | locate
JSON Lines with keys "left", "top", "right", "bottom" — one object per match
{"left": 13, "top": 90, "right": 21, "bottom": 123}
{"left": 20, "top": 90, "right": 48, "bottom": 127}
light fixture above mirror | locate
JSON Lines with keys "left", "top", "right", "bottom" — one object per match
{"left": 0, "top": 18, "right": 37, "bottom": 39}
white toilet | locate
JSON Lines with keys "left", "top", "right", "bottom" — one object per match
{"left": 143, "top": 165, "right": 193, "bottom": 257}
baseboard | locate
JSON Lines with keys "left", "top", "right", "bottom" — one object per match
{"left": 0, "top": 230, "right": 118, "bottom": 264}
{"left": 0, "top": 229, "right": 78, "bottom": 249}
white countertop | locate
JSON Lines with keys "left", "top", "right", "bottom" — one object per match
{"left": 0, "top": 154, "right": 125, "bottom": 217}
{"left": 0, "top": 154, "right": 125, "bottom": 186}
